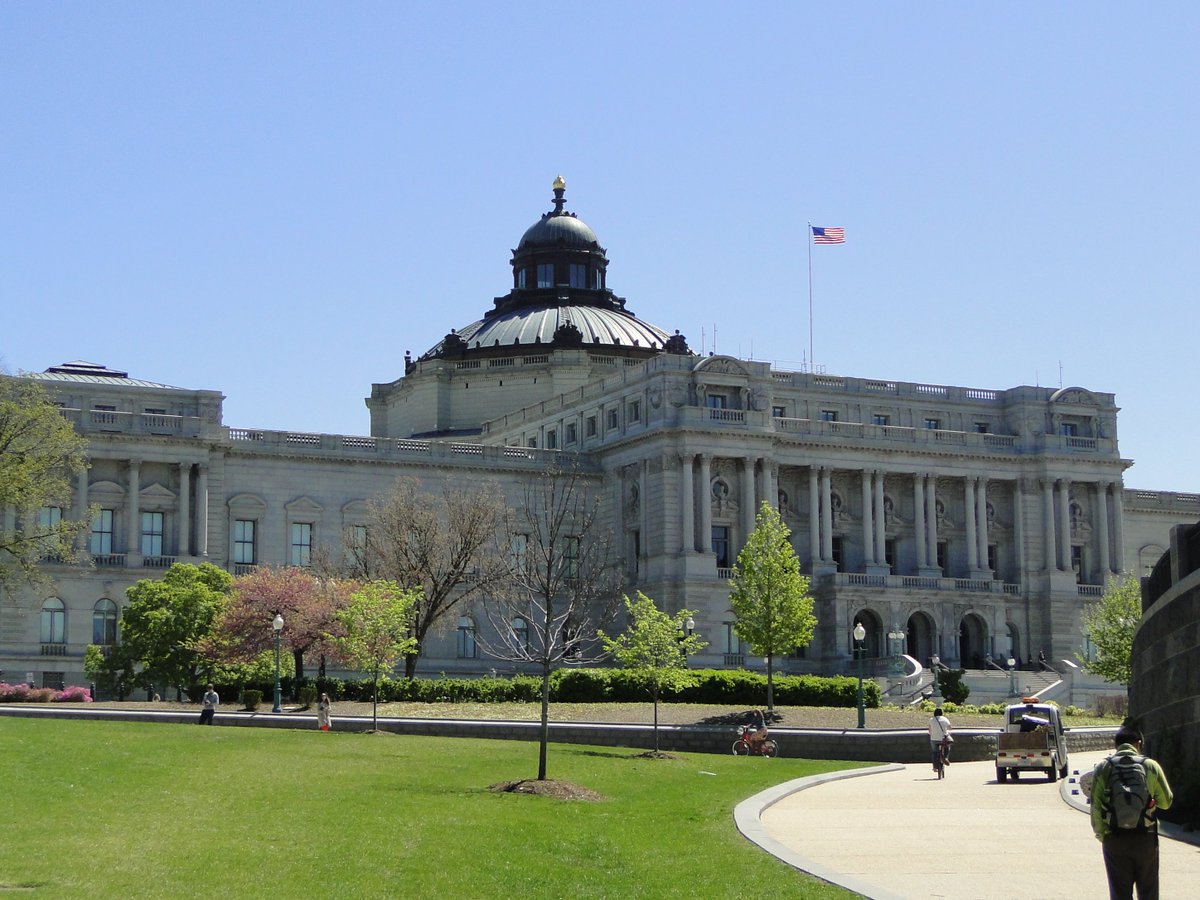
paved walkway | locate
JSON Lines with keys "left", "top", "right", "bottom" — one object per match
{"left": 743, "top": 750, "right": 1200, "bottom": 900}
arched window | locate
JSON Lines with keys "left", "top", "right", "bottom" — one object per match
{"left": 511, "top": 616, "right": 529, "bottom": 651}
{"left": 93, "top": 599, "right": 118, "bottom": 645}
{"left": 41, "top": 598, "right": 66, "bottom": 644}
{"left": 456, "top": 616, "right": 477, "bottom": 659}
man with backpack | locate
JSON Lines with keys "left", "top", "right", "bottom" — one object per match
{"left": 1090, "top": 722, "right": 1174, "bottom": 900}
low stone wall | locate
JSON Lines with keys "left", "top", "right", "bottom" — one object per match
{"left": 0, "top": 705, "right": 1116, "bottom": 764}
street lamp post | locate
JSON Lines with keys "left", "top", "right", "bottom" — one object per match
{"left": 1007, "top": 657, "right": 1017, "bottom": 696}
{"left": 853, "top": 621, "right": 867, "bottom": 729}
{"left": 272, "top": 613, "right": 284, "bottom": 713}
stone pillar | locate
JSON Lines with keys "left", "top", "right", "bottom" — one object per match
{"left": 75, "top": 467, "right": 89, "bottom": 552}
{"left": 1058, "top": 478, "right": 1072, "bottom": 573}
{"left": 965, "top": 476, "right": 978, "bottom": 571}
{"left": 861, "top": 469, "right": 875, "bottom": 567}
{"left": 680, "top": 454, "right": 695, "bottom": 554}
{"left": 1042, "top": 479, "right": 1057, "bottom": 571}
{"left": 1013, "top": 479, "right": 1026, "bottom": 582}
{"left": 741, "top": 458, "right": 757, "bottom": 546}
{"left": 820, "top": 467, "right": 833, "bottom": 562}
{"left": 1112, "top": 484, "right": 1126, "bottom": 573}
{"left": 925, "top": 475, "right": 939, "bottom": 571}
{"left": 196, "top": 464, "right": 209, "bottom": 558}
{"left": 1096, "top": 481, "right": 1111, "bottom": 575}
{"left": 976, "top": 478, "right": 989, "bottom": 570}
{"left": 638, "top": 460, "right": 648, "bottom": 562}
{"left": 914, "top": 474, "right": 927, "bottom": 568}
{"left": 808, "top": 466, "right": 820, "bottom": 565}
{"left": 873, "top": 472, "right": 886, "bottom": 567}
{"left": 178, "top": 463, "right": 191, "bottom": 558}
{"left": 127, "top": 459, "right": 141, "bottom": 558}
{"left": 698, "top": 455, "right": 712, "bottom": 553}
{"left": 765, "top": 462, "right": 778, "bottom": 511}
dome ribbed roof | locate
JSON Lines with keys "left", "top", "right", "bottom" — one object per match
{"left": 432, "top": 305, "right": 670, "bottom": 357}
{"left": 517, "top": 213, "right": 599, "bottom": 250}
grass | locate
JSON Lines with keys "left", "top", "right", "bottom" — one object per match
{"left": 0, "top": 718, "right": 860, "bottom": 899}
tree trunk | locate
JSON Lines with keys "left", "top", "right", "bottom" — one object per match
{"left": 404, "top": 650, "right": 419, "bottom": 679}
{"left": 766, "top": 653, "right": 775, "bottom": 713}
{"left": 652, "top": 686, "right": 660, "bottom": 753}
{"left": 537, "top": 656, "right": 550, "bottom": 780}
{"left": 293, "top": 647, "right": 305, "bottom": 688}
{"left": 372, "top": 669, "right": 379, "bottom": 731}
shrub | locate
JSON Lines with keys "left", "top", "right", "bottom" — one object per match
{"left": 55, "top": 686, "right": 92, "bottom": 703}
{"left": 937, "top": 668, "right": 970, "bottom": 705}
{"left": 243, "top": 689, "right": 263, "bottom": 710}
{"left": 298, "top": 685, "right": 317, "bottom": 708}
{"left": 1096, "top": 695, "right": 1127, "bottom": 718}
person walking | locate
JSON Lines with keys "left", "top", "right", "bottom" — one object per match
{"left": 316, "top": 692, "right": 332, "bottom": 731}
{"left": 928, "top": 706, "right": 952, "bottom": 771}
{"left": 1091, "top": 722, "right": 1174, "bottom": 900}
{"left": 198, "top": 684, "right": 219, "bottom": 725}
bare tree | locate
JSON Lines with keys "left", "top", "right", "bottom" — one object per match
{"left": 348, "top": 476, "right": 508, "bottom": 678}
{"left": 477, "top": 461, "right": 621, "bottom": 781}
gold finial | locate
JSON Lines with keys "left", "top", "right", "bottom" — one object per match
{"left": 552, "top": 175, "right": 566, "bottom": 191}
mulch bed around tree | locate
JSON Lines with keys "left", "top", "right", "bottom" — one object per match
{"left": 489, "top": 779, "right": 608, "bottom": 802}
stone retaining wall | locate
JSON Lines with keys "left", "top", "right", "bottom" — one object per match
{"left": 0, "top": 706, "right": 1116, "bottom": 764}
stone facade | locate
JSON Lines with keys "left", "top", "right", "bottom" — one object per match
{"left": 3, "top": 186, "right": 1198, "bottom": 690}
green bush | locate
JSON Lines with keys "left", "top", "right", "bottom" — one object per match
{"left": 243, "top": 689, "right": 263, "bottom": 710}
{"left": 937, "top": 668, "right": 970, "bottom": 705}
{"left": 298, "top": 685, "right": 317, "bottom": 708}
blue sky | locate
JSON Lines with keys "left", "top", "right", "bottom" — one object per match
{"left": 3, "top": 4, "right": 1197, "bottom": 490}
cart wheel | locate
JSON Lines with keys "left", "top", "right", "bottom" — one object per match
{"left": 763, "top": 740, "right": 778, "bottom": 758}
{"left": 732, "top": 740, "right": 750, "bottom": 756}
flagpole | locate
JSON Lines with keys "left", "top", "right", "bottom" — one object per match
{"left": 807, "top": 221, "right": 814, "bottom": 372}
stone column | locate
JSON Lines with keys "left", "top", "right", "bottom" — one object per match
{"left": 925, "top": 475, "right": 939, "bottom": 570}
{"left": 765, "top": 462, "right": 778, "bottom": 511}
{"left": 808, "top": 466, "right": 820, "bottom": 565}
{"left": 965, "top": 476, "right": 978, "bottom": 571}
{"left": 1042, "top": 479, "right": 1057, "bottom": 571}
{"left": 178, "top": 463, "right": 191, "bottom": 558}
{"left": 1058, "top": 478, "right": 1072, "bottom": 573}
{"left": 741, "top": 458, "right": 757, "bottom": 546}
{"left": 861, "top": 469, "right": 875, "bottom": 566}
{"left": 1013, "top": 479, "right": 1026, "bottom": 581}
{"left": 196, "top": 464, "right": 209, "bottom": 557}
{"left": 873, "top": 472, "right": 886, "bottom": 567}
{"left": 127, "top": 459, "right": 141, "bottom": 557}
{"left": 638, "top": 460, "right": 648, "bottom": 562}
{"left": 820, "top": 467, "right": 833, "bottom": 561}
{"left": 914, "top": 474, "right": 927, "bottom": 568}
{"left": 976, "top": 478, "right": 989, "bottom": 569}
{"left": 75, "top": 467, "right": 90, "bottom": 552}
{"left": 1096, "top": 481, "right": 1111, "bottom": 574}
{"left": 680, "top": 454, "right": 695, "bottom": 554}
{"left": 1112, "top": 485, "right": 1125, "bottom": 573}
{"left": 698, "top": 455, "right": 712, "bottom": 553}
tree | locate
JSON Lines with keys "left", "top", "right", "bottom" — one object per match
{"left": 1081, "top": 576, "right": 1141, "bottom": 686}
{"left": 204, "top": 566, "right": 349, "bottom": 684}
{"left": 599, "top": 592, "right": 707, "bottom": 752}
{"left": 479, "top": 462, "right": 621, "bottom": 780}
{"left": 0, "top": 375, "right": 88, "bottom": 588}
{"left": 349, "top": 477, "right": 508, "bottom": 678}
{"left": 729, "top": 502, "right": 816, "bottom": 714}
{"left": 329, "top": 579, "right": 419, "bottom": 731}
{"left": 115, "top": 562, "right": 233, "bottom": 695}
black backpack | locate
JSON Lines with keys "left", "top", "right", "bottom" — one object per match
{"left": 1106, "top": 754, "right": 1152, "bottom": 832}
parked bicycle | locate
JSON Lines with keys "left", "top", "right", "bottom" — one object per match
{"left": 732, "top": 724, "right": 778, "bottom": 757}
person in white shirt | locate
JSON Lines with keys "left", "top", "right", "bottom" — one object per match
{"left": 928, "top": 707, "right": 952, "bottom": 770}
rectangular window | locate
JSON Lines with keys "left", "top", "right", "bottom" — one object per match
{"left": 545, "top": 428, "right": 557, "bottom": 450}
{"left": 712, "top": 525, "right": 730, "bottom": 568}
{"left": 987, "top": 543, "right": 997, "bottom": 572}
{"left": 565, "top": 422, "right": 577, "bottom": 444}
{"left": 706, "top": 394, "right": 727, "bottom": 409}
{"left": 1062, "top": 422, "right": 1078, "bottom": 437}
{"left": 234, "top": 520, "right": 257, "bottom": 565}
{"left": 585, "top": 415, "right": 597, "bottom": 437}
{"left": 527, "top": 436, "right": 537, "bottom": 448}
{"left": 628, "top": 400, "right": 641, "bottom": 422}
{"left": 924, "top": 418, "right": 941, "bottom": 430}
{"left": 291, "top": 523, "right": 313, "bottom": 567}
{"left": 607, "top": 409, "right": 619, "bottom": 430}
{"left": 593, "top": 269, "right": 602, "bottom": 289}
{"left": 820, "top": 409, "right": 838, "bottom": 422}
{"left": 936, "top": 540, "right": 948, "bottom": 570}
{"left": 974, "top": 422, "right": 989, "bottom": 434}
{"left": 509, "top": 533, "right": 528, "bottom": 571}
{"left": 536, "top": 263, "right": 554, "bottom": 288}
{"left": 517, "top": 269, "right": 526, "bottom": 288}
{"left": 873, "top": 414, "right": 891, "bottom": 426}
{"left": 140, "top": 511, "right": 164, "bottom": 556}
{"left": 884, "top": 538, "right": 897, "bottom": 568}
{"left": 1071, "top": 544, "right": 1083, "bottom": 580}
{"left": 831, "top": 536, "right": 844, "bottom": 571}
{"left": 90, "top": 509, "right": 114, "bottom": 555}
{"left": 772, "top": 406, "right": 785, "bottom": 418}
{"left": 563, "top": 536, "right": 580, "bottom": 579}
{"left": 569, "top": 263, "right": 587, "bottom": 288}
{"left": 38, "top": 506, "right": 63, "bottom": 530}
{"left": 631, "top": 530, "right": 641, "bottom": 575}
{"left": 724, "top": 622, "right": 742, "bottom": 655}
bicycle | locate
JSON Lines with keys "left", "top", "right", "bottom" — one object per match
{"left": 932, "top": 738, "right": 949, "bottom": 779}
{"left": 732, "top": 724, "right": 778, "bottom": 757}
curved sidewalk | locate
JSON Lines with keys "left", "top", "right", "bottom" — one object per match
{"left": 742, "top": 750, "right": 1200, "bottom": 900}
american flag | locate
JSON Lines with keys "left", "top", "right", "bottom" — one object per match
{"left": 811, "top": 226, "right": 845, "bottom": 244}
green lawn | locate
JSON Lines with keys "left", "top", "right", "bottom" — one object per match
{"left": 0, "top": 719, "right": 860, "bottom": 899}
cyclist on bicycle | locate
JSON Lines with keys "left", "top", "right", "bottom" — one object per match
{"left": 745, "top": 708, "right": 770, "bottom": 750}
{"left": 928, "top": 707, "right": 952, "bottom": 771}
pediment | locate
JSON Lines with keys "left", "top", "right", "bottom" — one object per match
{"left": 228, "top": 492, "right": 267, "bottom": 512}
{"left": 139, "top": 483, "right": 177, "bottom": 501}
{"left": 286, "top": 496, "right": 324, "bottom": 514}
{"left": 694, "top": 355, "right": 750, "bottom": 377}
